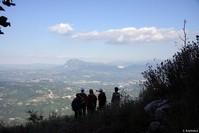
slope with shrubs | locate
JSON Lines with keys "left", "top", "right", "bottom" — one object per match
{"left": 0, "top": 39, "right": 199, "bottom": 133}
{"left": 141, "top": 39, "right": 199, "bottom": 132}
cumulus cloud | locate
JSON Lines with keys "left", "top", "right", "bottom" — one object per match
{"left": 49, "top": 23, "right": 74, "bottom": 35}
{"left": 72, "top": 27, "right": 180, "bottom": 44}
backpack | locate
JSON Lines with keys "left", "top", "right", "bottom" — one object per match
{"left": 79, "top": 93, "right": 87, "bottom": 108}
{"left": 71, "top": 98, "right": 81, "bottom": 111}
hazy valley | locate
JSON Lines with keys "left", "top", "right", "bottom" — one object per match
{"left": 0, "top": 59, "right": 148, "bottom": 125}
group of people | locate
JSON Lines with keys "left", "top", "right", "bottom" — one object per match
{"left": 71, "top": 87, "right": 121, "bottom": 118}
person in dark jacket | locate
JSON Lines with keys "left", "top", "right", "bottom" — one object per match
{"left": 71, "top": 93, "right": 82, "bottom": 118}
{"left": 111, "top": 87, "right": 121, "bottom": 107}
{"left": 87, "top": 89, "right": 97, "bottom": 115}
{"left": 79, "top": 88, "right": 87, "bottom": 116}
{"left": 97, "top": 88, "right": 106, "bottom": 109}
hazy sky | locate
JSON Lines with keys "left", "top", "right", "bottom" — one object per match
{"left": 0, "top": 0, "right": 199, "bottom": 64}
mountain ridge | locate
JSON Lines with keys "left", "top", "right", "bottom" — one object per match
{"left": 59, "top": 59, "right": 148, "bottom": 72}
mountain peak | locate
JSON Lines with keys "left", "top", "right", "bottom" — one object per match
{"left": 63, "top": 59, "right": 88, "bottom": 69}
{"left": 66, "top": 59, "right": 83, "bottom": 63}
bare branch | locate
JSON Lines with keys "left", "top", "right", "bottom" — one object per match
{"left": 179, "top": 19, "right": 187, "bottom": 46}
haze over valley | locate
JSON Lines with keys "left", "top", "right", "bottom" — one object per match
{"left": 0, "top": 59, "right": 148, "bottom": 125}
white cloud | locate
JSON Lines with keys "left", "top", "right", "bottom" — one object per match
{"left": 72, "top": 27, "right": 181, "bottom": 44}
{"left": 49, "top": 23, "right": 74, "bottom": 35}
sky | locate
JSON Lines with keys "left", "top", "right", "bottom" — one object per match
{"left": 0, "top": 0, "right": 199, "bottom": 64}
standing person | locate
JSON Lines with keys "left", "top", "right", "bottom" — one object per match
{"left": 79, "top": 88, "right": 87, "bottom": 116}
{"left": 71, "top": 93, "right": 82, "bottom": 118}
{"left": 111, "top": 87, "right": 121, "bottom": 107}
{"left": 97, "top": 88, "right": 106, "bottom": 110}
{"left": 87, "top": 89, "right": 97, "bottom": 115}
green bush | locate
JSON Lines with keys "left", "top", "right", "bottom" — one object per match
{"left": 141, "top": 41, "right": 199, "bottom": 102}
{"left": 140, "top": 39, "right": 199, "bottom": 132}
{"left": 26, "top": 110, "right": 44, "bottom": 124}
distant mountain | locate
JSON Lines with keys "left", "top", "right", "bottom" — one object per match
{"left": 58, "top": 59, "right": 116, "bottom": 72}
{"left": 57, "top": 59, "right": 148, "bottom": 71}
{"left": 0, "top": 59, "right": 149, "bottom": 81}
{"left": 63, "top": 59, "right": 87, "bottom": 69}
{"left": 62, "top": 59, "right": 104, "bottom": 70}
{"left": 53, "top": 59, "right": 148, "bottom": 80}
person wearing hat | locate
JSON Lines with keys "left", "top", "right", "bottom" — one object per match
{"left": 97, "top": 88, "right": 106, "bottom": 109}
{"left": 111, "top": 87, "right": 121, "bottom": 107}
{"left": 79, "top": 88, "right": 87, "bottom": 116}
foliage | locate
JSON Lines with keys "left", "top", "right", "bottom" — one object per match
{"left": 26, "top": 110, "right": 44, "bottom": 124}
{"left": 141, "top": 40, "right": 199, "bottom": 102}
{"left": 0, "top": 0, "right": 16, "bottom": 34}
{"left": 140, "top": 38, "right": 199, "bottom": 132}
{"left": 48, "top": 111, "right": 60, "bottom": 120}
